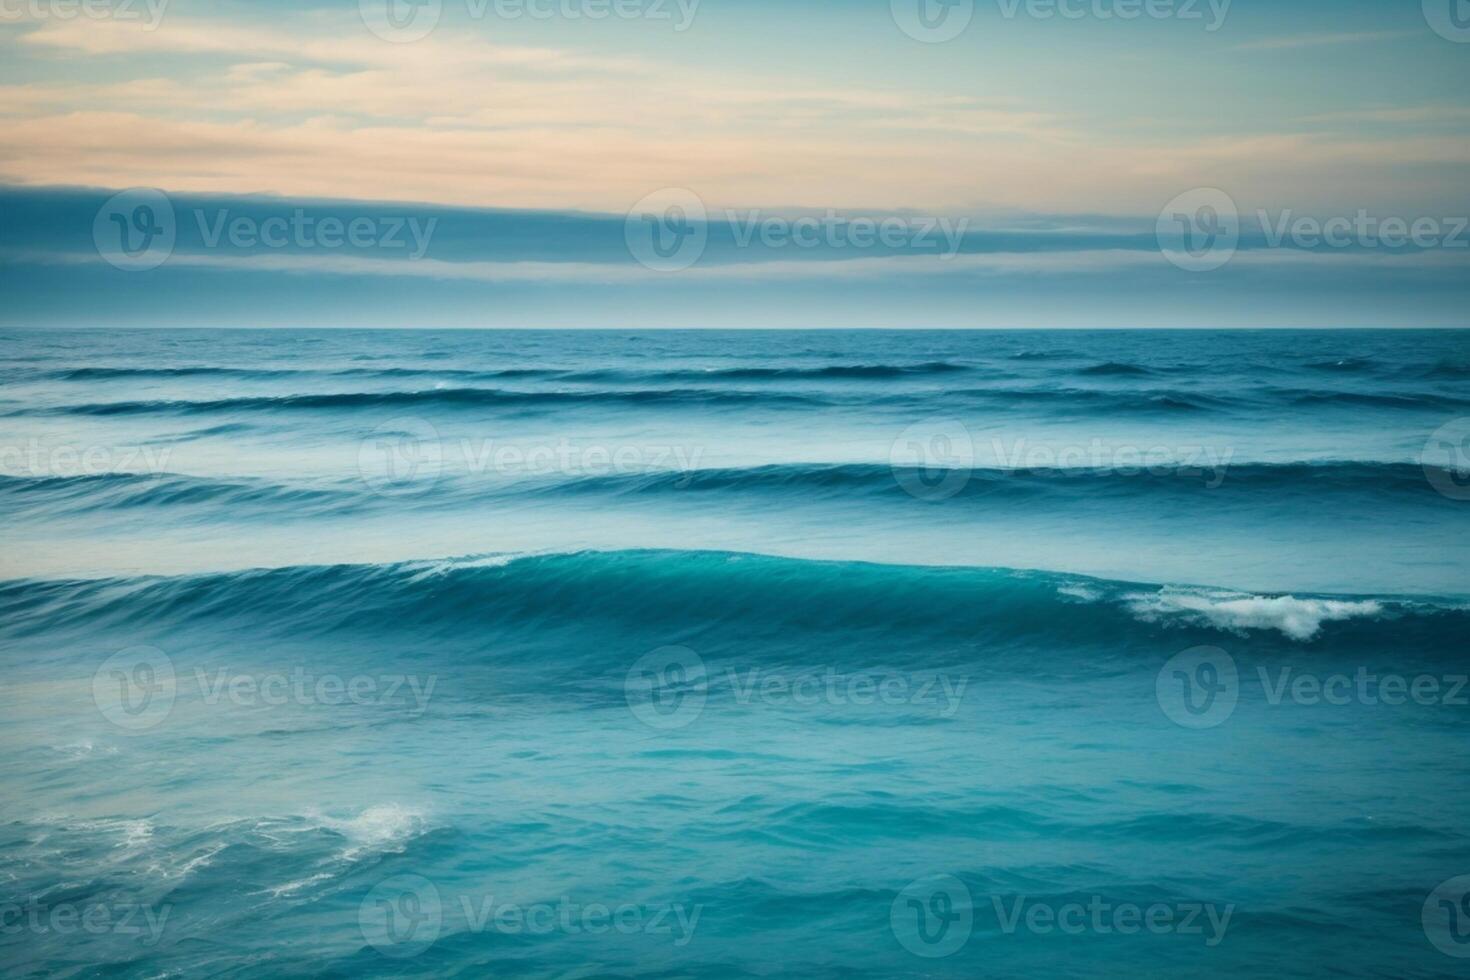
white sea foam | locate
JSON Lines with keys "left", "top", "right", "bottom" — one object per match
{"left": 118, "top": 818, "right": 155, "bottom": 848}
{"left": 309, "top": 803, "right": 429, "bottom": 861}
{"left": 50, "top": 740, "right": 119, "bottom": 762}
{"left": 268, "top": 871, "right": 336, "bottom": 897}
{"left": 404, "top": 552, "right": 528, "bottom": 583}
{"left": 148, "top": 842, "right": 228, "bottom": 882}
{"left": 1125, "top": 589, "right": 1385, "bottom": 641}
{"left": 60, "top": 816, "right": 156, "bottom": 850}
{"left": 1057, "top": 583, "right": 1102, "bottom": 602}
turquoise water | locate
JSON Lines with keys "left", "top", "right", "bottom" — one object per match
{"left": 1, "top": 329, "right": 1469, "bottom": 977}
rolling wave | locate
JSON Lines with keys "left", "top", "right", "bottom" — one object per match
{"left": 0, "top": 550, "right": 1458, "bottom": 651}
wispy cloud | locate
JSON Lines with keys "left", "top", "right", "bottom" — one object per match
{"left": 18, "top": 238, "right": 1470, "bottom": 289}
{"left": 1298, "top": 106, "right": 1470, "bottom": 126}
{"left": 1234, "top": 30, "right": 1415, "bottom": 51}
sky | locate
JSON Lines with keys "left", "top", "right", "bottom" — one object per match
{"left": 1, "top": 0, "right": 1468, "bottom": 327}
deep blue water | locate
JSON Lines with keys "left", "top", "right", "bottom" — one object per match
{"left": 1, "top": 328, "right": 1468, "bottom": 978}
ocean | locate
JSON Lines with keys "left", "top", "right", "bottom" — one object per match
{"left": 1, "top": 327, "right": 1468, "bottom": 978}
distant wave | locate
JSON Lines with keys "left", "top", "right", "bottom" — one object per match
{"left": 1008, "top": 350, "right": 1072, "bottom": 360}
{"left": 1420, "top": 359, "right": 1470, "bottom": 380}
{"left": 553, "top": 460, "right": 1453, "bottom": 502}
{"left": 0, "top": 471, "right": 357, "bottom": 517}
{"left": 37, "top": 357, "right": 1470, "bottom": 397}
{"left": 56, "top": 366, "right": 302, "bottom": 381}
{"left": 22, "top": 387, "right": 829, "bottom": 417}
{"left": 50, "top": 365, "right": 560, "bottom": 383}
{"left": 2, "top": 461, "right": 1453, "bottom": 522}
{"left": 1303, "top": 358, "right": 1375, "bottom": 373}
{"left": 334, "top": 366, "right": 558, "bottom": 380}
{"left": 1076, "top": 361, "right": 1153, "bottom": 377}
{"left": 43, "top": 362, "right": 970, "bottom": 384}
{"left": 20, "top": 371, "right": 1465, "bottom": 419}
{"left": 1281, "top": 389, "right": 1470, "bottom": 411}
{"left": 575, "top": 361, "right": 973, "bottom": 382}
{"left": 927, "top": 387, "right": 1235, "bottom": 414}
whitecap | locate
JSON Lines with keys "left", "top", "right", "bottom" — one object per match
{"left": 1125, "top": 589, "right": 1384, "bottom": 641}
{"left": 308, "top": 803, "right": 429, "bottom": 861}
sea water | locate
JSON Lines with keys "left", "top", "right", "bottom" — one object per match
{"left": 1, "top": 328, "right": 1468, "bottom": 977}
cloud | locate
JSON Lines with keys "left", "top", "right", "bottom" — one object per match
{"left": 1233, "top": 30, "right": 1415, "bottom": 51}
{"left": 1298, "top": 106, "right": 1470, "bottom": 126}
{"left": 1, "top": 10, "right": 1467, "bottom": 218}
{"left": 18, "top": 238, "right": 1469, "bottom": 288}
